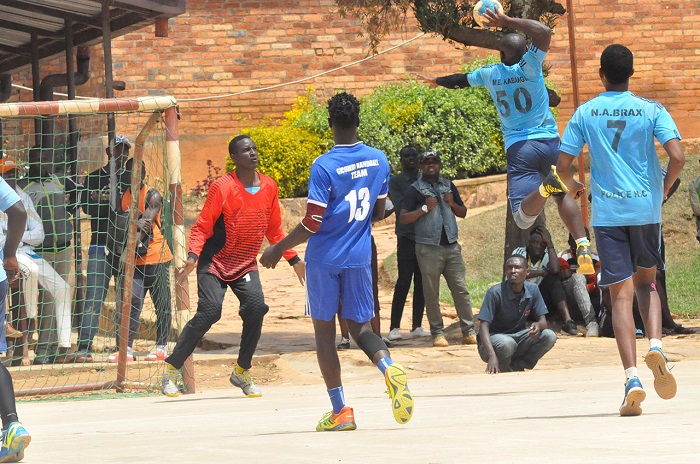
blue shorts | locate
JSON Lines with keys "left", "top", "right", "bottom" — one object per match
{"left": 305, "top": 262, "right": 374, "bottom": 323}
{"left": 506, "top": 137, "right": 560, "bottom": 214}
{"left": 594, "top": 224, "right": 664, "bottom": 287}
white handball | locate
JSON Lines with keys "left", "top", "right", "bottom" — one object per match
{"left": 473, "top": 0, "right": 504, "bottom": 27}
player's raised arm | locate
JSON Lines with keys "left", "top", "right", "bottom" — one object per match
{"left": 482, "top": 9, "right": 551, "bottom": 52}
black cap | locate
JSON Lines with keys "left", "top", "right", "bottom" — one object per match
{"left": 420, "top": 150, "right": 441, "bottom": 163}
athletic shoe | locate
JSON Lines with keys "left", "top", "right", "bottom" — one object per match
{"left": 385, "top": 364, "right": 414, "bottom": 425}
{"left": 575, "top": 242, "right": 595, "bottom": 275}
{"left": 408, "top": 327, "right": 431, "bottom": 339}
{"left": 619, "top": 377, "right": 646, "bottom": 416}
{"left": 585, "top": 321, "right": 600, "bottom": 338}
{"left": 106, "top": 351, "right": 135, "bottom": 363}
{"left": 635, "top": 329, "right": 644, "bottom": 339}
{"left": 562, "top": 320, "right": 580, "bottom": 336}
{"left": 336, "top": 337, "right": 350, "bottom": 350}
{"left": 0, "top": 422, "right": 31, "bottom": 463}
{"left": 161, "top": 367, "right": 181, "bottom": 397}
{"left": 432, "top": 335, "right": 449, "bottom": 347}
{"left": 315, "top": 406, "right": 357, "bottom": 432}
{"left": 541, "top": 165, "right": 569, "bottom": 197}
{"left": 144, "top": 350, "right": 167, "bottom": 362}
{"left": 381, "top": 336, "right": 394, "bottom": 348}
{"left": 230, "top": 370, "right": 262, "bottom": 397}
{"left": 645, "top": 347, "right": 677, "bottom": 400}
{"left": 387, "top": 328, "right": 403, "bottom": 341}
{"left": 462, "top": 333, "right": 477, "bottom": 345}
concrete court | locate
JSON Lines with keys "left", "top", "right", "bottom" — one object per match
{"left": 18, "top": 360, "right": 700, "bottom": 464}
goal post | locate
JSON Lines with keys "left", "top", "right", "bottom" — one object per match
{"left": 0, "top": 96, "right": 194, "bottom": 398}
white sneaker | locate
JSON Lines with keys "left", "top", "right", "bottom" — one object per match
{"left": 387, "top": 328, "right": 403, "bottom": 341}
{"left": 161, "top": 367, "right": 181, "bottom": 397}
{"left": 409, "top": 327, "right": 430, "bottom": 339}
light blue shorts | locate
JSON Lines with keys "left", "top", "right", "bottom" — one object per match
{"left": 305, "top": 262, "right": 374, "bottom": 323}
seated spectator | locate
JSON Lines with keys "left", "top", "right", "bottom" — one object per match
{"left": 108, "top": 158, "right": 172, "bottom": 362}
{"left": 557, "top": 231, "right": 601, "bottom": 337}
{"left": 399, "top": 151, "right": 476, "bottom": 347}
{"left": 0, "top": 158, "right": 74, "bottom": 364}
{"left": 477, "top": 255, "right": 557, "bottom": 373}
{"left": 512, "top": 226, "right": 580, "bottom": 336}
{"left": 690, "top": 161, "right": 700, "bottom": 244}
{"left": 19, "top": 147, "right": 78, "bottom": 365}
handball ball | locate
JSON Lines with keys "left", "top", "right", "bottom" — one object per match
{"left": 473, "top": 0, "right": 504, "bottom": 27}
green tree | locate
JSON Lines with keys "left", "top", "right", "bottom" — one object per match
{"left": 335, "top": 0, "right": 565, "bottom": 51}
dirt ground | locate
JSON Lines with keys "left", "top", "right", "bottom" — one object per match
{"left": 183, "top": 219, "right": 700, "bottom": 395}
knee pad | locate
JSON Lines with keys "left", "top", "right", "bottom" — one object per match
{"left": 240, "top": 302, "right": 269, "bottom": 322}
{"left": 197, "top": 299, "right": 223, "bottom": 325}
{"left": 356, "top": 330, "right": 388, "bottom": 361}
{"left": 513, "top": 206, "right": 539, "bottom": 230}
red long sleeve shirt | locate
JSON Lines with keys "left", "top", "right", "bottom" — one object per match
{"left": 189, "top": 171, "right": 298, "bottom": 281}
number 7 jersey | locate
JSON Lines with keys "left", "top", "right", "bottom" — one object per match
{"left": 467, "top": 44, "right": 559, "bottom": 149}
{"left": 560, "top": 90, "right": 681, "bottom": 227}
{"left": 305, "top": 142, "right": 391, "bottom": 267}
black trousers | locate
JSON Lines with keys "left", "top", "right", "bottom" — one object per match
{"left": 389, "top": 236, "right": 425, "bottom": 330}
{"left": 166, "top": 270, "right": 269, "bottom": 370}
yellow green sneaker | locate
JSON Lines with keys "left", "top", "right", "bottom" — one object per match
{"left": 385, "top": 363, "right": 414, "bottom": 425}
{"left": 316, "top": 406, "right": 357, "bottom": 432}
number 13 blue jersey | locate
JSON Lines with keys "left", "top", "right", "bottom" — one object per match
{"left": 305, "top": 142, "right": 391, "bottom": 267}
{"left": 468, "top": 44, "right": 559, "bottom": 149}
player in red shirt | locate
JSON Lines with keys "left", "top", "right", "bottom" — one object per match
{"left": 161, "top": 135, "right": 305, "bottom": 397}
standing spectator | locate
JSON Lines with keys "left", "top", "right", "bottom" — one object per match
{"left": 478, "top": 255, "right": 557, "bottom": 373}
{"left": 399, "top": 150, "right": 477, "bottom": 347}
{"left": 19, "top": 147, "right": 77, "bottom": 364}
{"left": 387, "top": 146, "right": 428, "bottom": 341}
{"left": 512, "top": 227, "right": 581, "bottom": 336}
{"left": 161, "top": 135, "right": 305, "bottom": 398}
{"left": 0, "top": 159, "right": 73, "bottom": 360}
{"left": 75, "top": 135, "right": 130, "bottom": 362}
{"left": 108, "top": 158, "right": 173, "bottom": 363}
{"left": 0, "top": 171, "right": 31, "bottom": 462}
{"left": 557, "top": 44, "right": 684, "bottom": 415}
{"left": 418, "top": 9, "right": 594, "bottom": 274}
{"left": 689, "top": 159, "right": 700, "bottom": 244}
{"left": 261, "top": 92, "right": 413, "bottom": 431}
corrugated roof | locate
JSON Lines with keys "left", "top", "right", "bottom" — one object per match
{"left": 0, "top": 0, "right": 186, "bottom": 73}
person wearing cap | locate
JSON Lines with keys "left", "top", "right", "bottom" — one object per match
{"left": 399, "top": 150, "right": 477, "bottom": 348}
{"left": 18, "top": 147, "right": 80, "bottom": 364}
{"left": 74, "top": 135, "right": 130, "bottom": 362}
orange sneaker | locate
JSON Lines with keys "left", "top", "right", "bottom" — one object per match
{"left": 316, "top": 406, "right": 357, "bottom": 431}
{"left": 144, "top": 350, "right": 166, "bottom": 362}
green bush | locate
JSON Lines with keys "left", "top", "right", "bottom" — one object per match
{"left": 227, "top": 55, "right": 560, "bottom": 197}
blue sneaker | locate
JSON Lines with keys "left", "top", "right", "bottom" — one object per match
{"left": 0, "top": 422, "right": 31, "bottom": 463}
{"left": 619, "top": 377, "right": 646, "bottom": 416}
{"left": 645, "top": 347, "right": 677, "bottom": 400}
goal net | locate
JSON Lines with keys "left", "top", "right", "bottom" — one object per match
{"left": 0, "top": 96, "right": 193, "bottom": 398}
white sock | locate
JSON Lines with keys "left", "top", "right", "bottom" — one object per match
{"left": 156, "top": 344, "right": 167, "bottom": 353}
{"left": 575, "top": 237, "right": 589, "bottom": 246}
{"left": 650, "top": 338, "right": 662, "bottom": 350}
{"left": 538, "top": 184, "right": 549, "bottom": 197}
{"left": 624, "top": 366, "right": 638, "bottom": 380}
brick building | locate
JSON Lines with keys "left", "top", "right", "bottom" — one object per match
{"left": 6, "top": 0, "right": 699, "bottom": 189}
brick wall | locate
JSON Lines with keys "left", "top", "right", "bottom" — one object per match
{"left": 6, "top": 0, "right": 700, "bottom": 188}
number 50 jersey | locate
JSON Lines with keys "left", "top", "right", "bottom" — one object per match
{"left": 305, "top": 142, "right": 390, "bottom": 268}
{"left": 467, "top": 44, "right": 559, "bottom": 149}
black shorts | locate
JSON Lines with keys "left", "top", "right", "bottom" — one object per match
{"left": 594, "top": 224, "right": 664, "bottom": 287}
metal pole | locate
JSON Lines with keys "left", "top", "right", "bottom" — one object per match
{"left": 31, "top": 33, "right": 41, "bottom": 146}
{"left": 565, "top": 0, "right": 589, "bottom": 227}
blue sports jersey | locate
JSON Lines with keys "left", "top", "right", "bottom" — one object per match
{"left": 305, "top": 142, "right": 390, "bottom": 267}
{"left": 0, "top": 178, "right": 21, "bottom": 282}
{"left": 560, "top": 91, "right": 681, "bottom": 227}
{"left": 468, "top": 44, "right": 559, "bottom": 149}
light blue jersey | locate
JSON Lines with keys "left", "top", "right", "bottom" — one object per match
{"left": 0, "top": 178, "right": 21, "bottom": 282}
{"left": 468, "top": 44, "right": 559, "bottom": 149}
{"left": 560, "top": 91, "right": 681, "bottom": 227}
{"left": 305, "top": 142, "right": 390, "bottom": 267}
